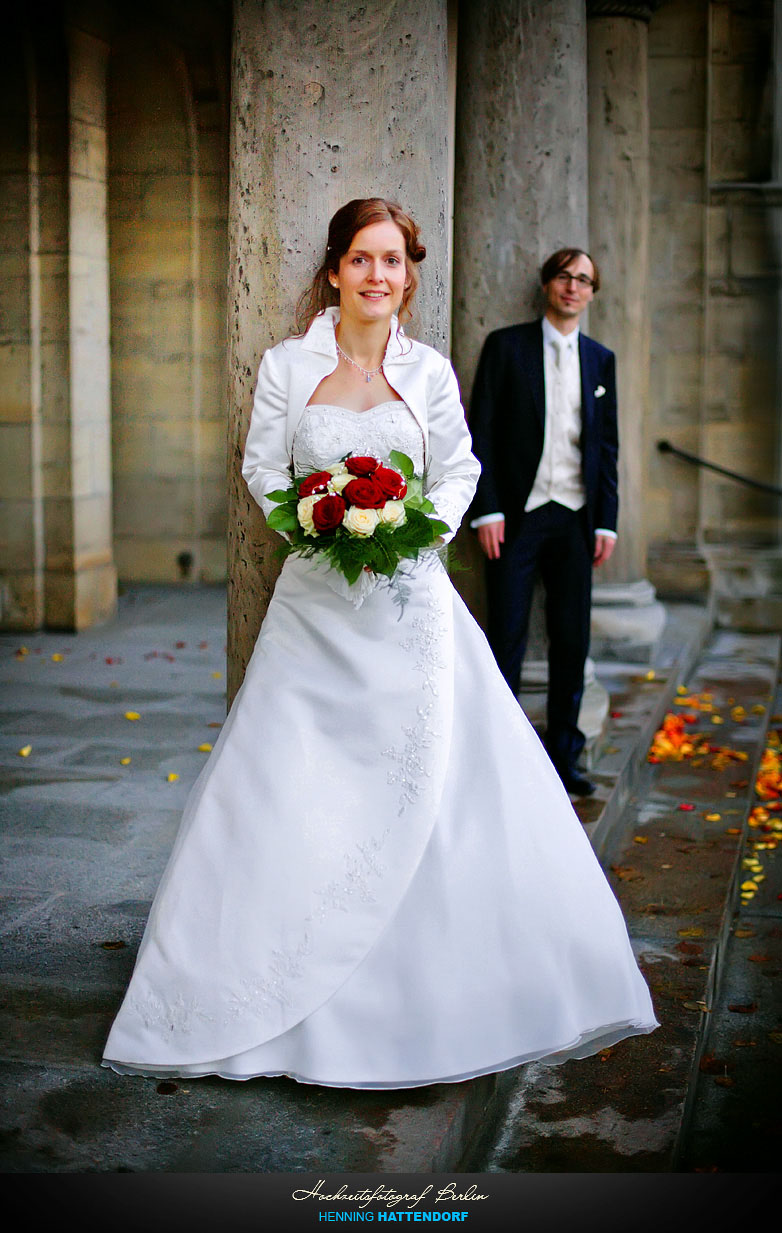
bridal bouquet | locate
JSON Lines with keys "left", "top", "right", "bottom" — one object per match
{"left": 265, "top": 451, "right": 450, "bottom": 586}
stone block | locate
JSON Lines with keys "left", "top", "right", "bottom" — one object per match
{"left": 114, "top": 536, "right": 199, "bottom": 583}
{"left": 73, "top": 492, "right": 113, "bottom": 557}
{"left": 0, "top": 498, "right": 38, "bottom": 565}
{"left": 648, "top": 57, "right": 705, "bottom": 130}
{"left": 110, "top": 355, "right": 191, "bottom": 420}
{"left": 141, "top": 174, "right": 193, "bottom": 222}
{"left": 199, "top": 534, "right": 228, "bottom": 582}
{"left": 0, "top": 424, "right": 35, "bottom": 498}
{"left": 707, "top": 291, "right": 769, "bottom": 359}
{"left": 0, "top": 569, "right": 42, "bottom": 629}
{"left": 0, "top": 271, "right": 30, "bottom": 345}
{"left": 0, "top": 342, "right": 32, "bottom": 422}
{"left": 0, "top": 174, "right": 29, "bottom": 233}
{"left": 112, "top": 475, "right": 194, "bottom": 538}
{"left": 651, "top": 301, "right": 702, "bottom": 354}
{"left": 711, "top": 120, "right": 759, "bottom": 183}
{"left": 657, "top": 352, "right": 703, "bottom": 420}
{"left": 69, "top": 117, "right": 107, "bottom": 184}
{"left": 69, "top": 175, "right": 108, "bottom": 260}
{"left": 648, "top": 1, "right": 707, "bottom": 58}
{"left": 730, "top": 208, "right": 778, "bottom": 278}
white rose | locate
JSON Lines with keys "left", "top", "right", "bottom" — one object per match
{"left": 328, "top": 472, "right": 352, "bottom": 494}
{"left": 327, "top": 461, "right": 348, "bottom": 476}
{"left": 343, "top": 506, "right": 380, "bottom": 537}
{"left": 378, "top": 500, "right": 407, "bottom": 528}
{"left": 297, "top": 495, "right": 320, "bottom": 536}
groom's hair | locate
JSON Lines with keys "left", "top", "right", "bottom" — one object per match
{"left": 540, "top": 248, "right": 601, "bottom": 294}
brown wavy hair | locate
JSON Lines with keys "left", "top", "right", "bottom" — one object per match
{"left": 540, "top": 247, "right": 601, "bottom": 293}
{"left": 295, "top": 198, "right": 427, "bottom": 335}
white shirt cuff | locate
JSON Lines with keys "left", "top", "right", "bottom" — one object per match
{"left": 470, "top": 512, "right": 505, "bottom": 528}
{"left": 595, "top": 528, "right": 617, "bottom": 539}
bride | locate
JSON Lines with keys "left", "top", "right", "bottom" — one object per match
{"left": 102, "top": 197, "right": 657, "bottom": 1088}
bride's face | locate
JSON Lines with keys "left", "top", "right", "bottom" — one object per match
{"left": 329, "top": 220, "right": 410, "bottom": 327}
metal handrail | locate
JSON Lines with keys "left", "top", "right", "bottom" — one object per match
{"left": 657, "top": 440, "right": 782, "bottom": 498}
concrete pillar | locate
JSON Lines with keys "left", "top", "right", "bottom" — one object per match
{"left": 0, "top": 11, "right": 116, "bottom": 632}
{"left": 587, "top": 1, "right": 666, "bottom": 659}
{"left": 452, "top": 0, "right": 589, "bottom": 406}
{"left": 450, "top": 1, "right": 610, "bottom": 751}
{"left": 227, "top": 0, "right": 450, "bottom": 702}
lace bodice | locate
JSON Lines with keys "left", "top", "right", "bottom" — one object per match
{"left": 292, "top": 402, "right": 425, "bottom": 476}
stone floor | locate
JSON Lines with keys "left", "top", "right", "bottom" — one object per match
{"left": 1, "top": 585, "right": 779, "bottom": 1174}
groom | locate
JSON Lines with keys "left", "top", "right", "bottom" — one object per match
{"left": 467, "top": 248, "right": 618, "bottom": 796}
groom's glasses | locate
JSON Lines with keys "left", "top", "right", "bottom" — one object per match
{"left": 553, "top": 272, "right": 594, "bottom": 288}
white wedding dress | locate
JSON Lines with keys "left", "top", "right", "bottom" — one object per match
{"left": 102, "top": 401, "right": 657, "bottom": 1088}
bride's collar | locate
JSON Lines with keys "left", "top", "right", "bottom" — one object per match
{"left": 301, "top": 306, "right": 415, "bottom": 364}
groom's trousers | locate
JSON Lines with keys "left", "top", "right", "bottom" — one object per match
{"left": 484, "top": 500, "right": 592, "bottom": 774}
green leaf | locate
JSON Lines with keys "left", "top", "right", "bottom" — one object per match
{"left": 267, "top": 507, "right": 299, "bottom": 532}
{"left": 266, "top": 488, "right": 297, "bottom": 503}
{"left": 389, "top": 450, "right": 415, "bottom": 480}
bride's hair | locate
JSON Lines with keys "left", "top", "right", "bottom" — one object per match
{"left": 294, "top": 198, "right": 426, "bottom": 335}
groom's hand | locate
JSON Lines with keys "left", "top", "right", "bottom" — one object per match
{"left": 593, "top": 533, "right": 616, "bottom": 566}
{"left": 477, "top": 520, "right": 505, "bottom": 560}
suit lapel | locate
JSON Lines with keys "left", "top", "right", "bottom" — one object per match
{"left": 514, "top": 321, "right": 545, "bottom": 428}
{"left": 579, "top": 333, "right": 596, "bottom": 440}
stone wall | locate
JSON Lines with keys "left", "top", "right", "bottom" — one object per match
{"left": 108, "top": 15, "right": 230, "bottom": 584}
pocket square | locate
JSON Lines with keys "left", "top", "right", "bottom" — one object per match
{"left": 594, "top": 385, "right": 606, "bottom": 397}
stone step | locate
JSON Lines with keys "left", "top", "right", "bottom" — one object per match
{"left": 462, "top": 628, "right": 781, "bottom": 1172}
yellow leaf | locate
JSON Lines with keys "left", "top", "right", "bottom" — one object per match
{"left": 124, "top": 711, "right": 141, "bottom": 721}
{"left": 51, "top": 653, "right": 63, "bottom": 662}
{"left": 677, "top": 685, "right": 687, "bottom": 694}
{"left": 197, "top": 743, "right": 212, "bottom": 753}
{"left": 17, "top": 745, "right": 32, "bottom": 757}
{"left": 741, "top": 880, "right": 758, "bottom": 891}
{"left": 752, "top": 705, "right": 766, "bottom": 715}
{"left": 678, "top": 927, "right": 705, "bottom": 938}
{"left": 211, "top": 671, "right": 222, "bottom": 679}
{"left": 167, "top": 772, "right": 179, "bottom": 783}
{"left": 120, "top": 756, "right": 131, "bottom": 765}
{"left": 644, "top": 670, "right": 656, "bottom": 681}
{"left": 705, "top": 813, "right": 721, "bottom": 821}
{"left": 711, "top": 715, "right": 724, "bottom": 724}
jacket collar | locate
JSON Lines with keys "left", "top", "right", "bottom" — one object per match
{"left": 300, "top": 306, "right": 417, "bottom": 365}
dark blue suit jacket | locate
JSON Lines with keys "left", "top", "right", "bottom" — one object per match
{"left": 467, "top": 319, "right": 619, "bottom": 544}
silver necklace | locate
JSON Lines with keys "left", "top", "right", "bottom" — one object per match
{"left": 336, "top": 339, "right": 385, "bottom": 383}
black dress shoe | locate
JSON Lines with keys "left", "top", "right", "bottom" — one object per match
{"left": 559, "top": 769, "right": 596, "bottom": 796}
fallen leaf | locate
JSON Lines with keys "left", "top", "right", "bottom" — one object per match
{"left": 699, "top": 1054, "right": 734, "bottom": 1074}
{"left": 17, "top": 745, "right": 32, "bottom": 757}
{"left": 768, "top": 1030, "right": 782, "bottom": 1045}
{"left": 119, "top": 757, "right": 131, "bottom": 766}
{"left": 714, "top": 1075, "right": 734, "bottom": 1087}
{"left": 51, "top": 653, "right": 63, "bottom": 662}
{"left": 678, "top": 927, "right": 705, "bottom": 938}
{"left": 197, "top": 743, "right": 212, "bottom": 753}
{"left": 734, "top": 928, "right": 756, "bottom": 938}
{"left": 208, "top": 722, "right": 222, "bottom": 728}
{"left": 732, "top": 1039, "right": 757, "bottom": 1047}
{"left": 683, "top": 1000, "right": 710, "bottom": 1012}
{"left": 124, "top": 711, "right": 141, "bottom": 721}
{"left": 676, "top": 940, "right": 704, "bottom": 955}
{"left": 725, "top": 827, "right": 742, "bottom": 835}
{"left": 749, "top": 954, "right": 770, "bottom": 963}
{"left": 705, "top": 813, "right": 721, "bottom": 822}
{"left": 211, "top": 671, "right": 222, "bottom": 679}
{"left": 610, "top": 710, "right": 623, "bottom": 719}
{"left": 101, "top": 940, "right": 126, "bottom": 950}
{"left": 167, "top": 772, "right": 179, "bottom": 783}
{"left": 678, "top": 803, "right": 695, "bottom": 811}
{"left": 728, "top": 1002, "right": 757, "bottom": 1014}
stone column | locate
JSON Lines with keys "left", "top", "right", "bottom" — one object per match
{"left": 587, "top": 1, "right": 666, "bottom": 658}
{"left": 227, "top": 0, "right": 450, "bottom": 702}
{"left": 450, "top": 1, "right": 610, "bottom": 752}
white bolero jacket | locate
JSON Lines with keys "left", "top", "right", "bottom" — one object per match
{"left": 242, "top": 307, "right": 480, "bottom": 545}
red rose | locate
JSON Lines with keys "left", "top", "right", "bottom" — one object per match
{"left": 345, "top": 455, "right": 380, "bottom": 477}
{"left": 343, "top": 477, "right": 386, "bottom": 509}
{"left": 312, "top": 494, "right": 346, "bottom": 532}
{"left": 373, "top": 465, "right": 408, "bottom": 500}
{"left": 298, "top": 471, "right": 333, "bottom": 497}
